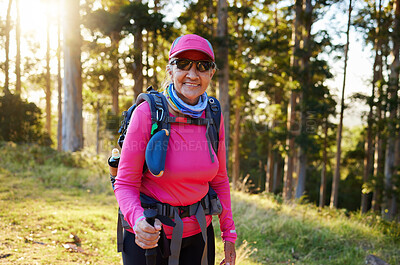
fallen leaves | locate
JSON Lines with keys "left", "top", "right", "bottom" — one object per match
{"left": 62, "top": 243, "right": 87, "bottom": 254}
{"left": 0, "top": 254, "right": 12, "bottom": 259}
{"left": 21, "top": 231, "right": 92, "bottom": 256}
{"left": 24, "top": 236, "right": 47, "bottom": 245}
{"left": 61, "top": 232, "right": 91, "bottom": 255}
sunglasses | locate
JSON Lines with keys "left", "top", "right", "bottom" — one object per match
{"left": 170, "top": 59, "right": 215, "bottom": 72}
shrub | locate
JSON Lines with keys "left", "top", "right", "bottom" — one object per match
{"left": 0, "top": 94, "right": 52, "bottom": 146}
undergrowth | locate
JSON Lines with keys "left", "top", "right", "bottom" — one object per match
{"left": 0, "top": 142, "right": 399, "bottom": 264}
{"left": 0, "top": 141, "right": 110, "bottom": 193}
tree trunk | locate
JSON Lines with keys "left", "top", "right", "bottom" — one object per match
{"left": 57, "top": 0, "right": 62, "bottom": 151}
{"left": 111, "top": 75, "right": 120, "bottom": 115}
{"left": 330, "top": 0, "right": 352, "bottom": 208}
{"left": 132, "top": 27, "right": 143, "bottom": 101}
{"left": 217, "top": 0, "right": 230, "bottom": 182}
{"left": 370, "top": 0, "right": 383, "bottom": 212}
{"left": 383, "top": 0, "right": 400, "bottom": 219}
{"left": 273, "top": 154, "right": 282, "bottom": 193}
{"left": 46, "top": 5, "right": 52, "bottom": 135}
{"left": 62, "top": 0, "right": 83, "bottom": 152}
{"left": 110, "top": 32, "right": 120, "bottom": 115}
{"left": 266, "top": 149, "right": 274, "bottom": 193}
{"left": 363, "top": 110, "right": 374, "bottom": 212}
{"left": 295, "top": 102, "right": 306, "bottom": 198}
{"left": 152, "top": 34, "right": 159, "bottom": 87}
{"left": 295, "top": 0, "right": 313, "bottom": 199}
{"left": 152, "top": 1, "right": 160, "bottom": 87}
{"left": 4, "top": 0, "right": 13, "bottom": 95}
{"left": 396, "top": 134, "right": 400, "bottom": 169}
{"left": 96, "top": 101, "right": 100, "bottom": 154}
{"left": 144, "top": 30, "right": 150, "bottom": 89}
{"left": 319, "top": 117, "right": 329, "bottom": 208}
{"left": 15, "top": 0, "right": 21, "bottom": 94}
{"left": 373, "top": 110, "right": 385, "bottom": 209}
{"left": 132, "top": 28, "right": 143, "bottom": 101}
{"left": 132, "top": 0, "right": 143, "bottom": 102}
{"left": 284, "top": 0, "right": 303, "bottom": 201}
{"left": 373, "top": 42, "right": 385, "bottom": 212}
{"left": 268, "top": 6, "right": 282, "bottom": 194}
{"left": 232, "top": 6, "right": 244, "bottom": 191}
{"left": 371, "top": 0, "right": 386, "bottom": 211}
{"left": 232, "top": 77, "right": 241, "bottom": 189}
{"left": 362, "top": 33, "right": 379, "bottom": 212}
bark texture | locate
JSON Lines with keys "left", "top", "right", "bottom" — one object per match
{"left": 62, "top": 0, "right": 83, "bottom": 152}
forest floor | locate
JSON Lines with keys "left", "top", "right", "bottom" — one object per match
{"left": 0, "top": 142, "right": 399, "bottom": 265}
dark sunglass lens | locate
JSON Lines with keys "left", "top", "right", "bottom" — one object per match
{"left": 197, "top": 61, "right": 212, "bottom": 72}
{"left": 176, "top": 59, "right": 192, "bottom": 70}
{"left": 173, "top": 59, "right": 213, "bottom": 72}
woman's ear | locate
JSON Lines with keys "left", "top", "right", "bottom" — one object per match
{"left": 166, "top": 64, "right": 173, "bottom": 78}
{"left": 210, "top": 68, "right": 216, "bottom": 79}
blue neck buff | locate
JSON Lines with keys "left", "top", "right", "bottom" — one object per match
{"left": 164, "top": 83, "right": 208, "bottom": 118}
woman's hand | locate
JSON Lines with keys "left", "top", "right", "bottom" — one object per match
{"left": 133, "top": 218, "right": 162, "bottom": 249}
{"left": 220, "top": 241, "right": 236, "bottom": 265}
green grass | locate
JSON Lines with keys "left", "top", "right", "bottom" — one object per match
{"left": 229, "top": 192, "right": 400, "bottom": 264}
{"left": 0, "top": 142, "right": 399, "bottom": 264}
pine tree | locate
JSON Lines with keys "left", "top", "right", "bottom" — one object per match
{"left": 62, "top": 0, "right": 83, "bottom": 152}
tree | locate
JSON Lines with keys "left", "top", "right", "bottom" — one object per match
{"left": 295, "top": 0, "right": 313, "bottom": 199}
{"left": 284, "top": 0, "right": 302, "bottom": 200}
{"left": 62, "top": 0, "right": 83, "bottom": 151}
{"left": 4, "top": 0, "right": 13, "bottom": 95}
{"left": 319, "top": 117, "right": 329, "bottom": 208}
{"left": 279, "top": 0, "right": 338, "bottom": 200}
{"left": 330, "top": 0, "right": 353, "bottom": 208}
{"left": 230, "top": 0, "right": 257, "bottom": 190}
{"left": 132, "top": 0, "right": 144, "bottom": 101}
{"left": 83, "top": 2, "right": 126, "bottom": 114}
{"left": 249, "top": 2, "right": 292, "bottom": 194}
{"left": 45, "top": 0, "right": 52, "bottom": 135}
{"left": 371, "top": 0, "right": 387, "bottom": 212}
{"left": 383, "top": 0, "right": 400, "bottom": 219}
{"left": 354, "top": 0, "right": 393, "bottom": 212}
{"left": 119, "top": 1, "right": 171, "bottom": 101}
{"left": 361, "top": 0, "right": 382, "bottom": 213}
{"left": 217, "top": 0, "right": 230, "bottom": 176}
{"left": 15, "top": 0, "right": 21, "bottom": 94}
{"left": 266, "top": 5, "right": 285, "bottom": 194}
{"left": 57, "top": 0, "right": 62, "bottom": 151}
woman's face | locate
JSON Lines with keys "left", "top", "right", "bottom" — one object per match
{"left": 169, "top": 50, "right": 215, "bottom": 105}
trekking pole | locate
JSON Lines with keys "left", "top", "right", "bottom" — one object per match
{"left": 144, "top": 209, "right": 158, "bottom": 265}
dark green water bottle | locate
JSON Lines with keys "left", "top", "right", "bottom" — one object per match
{"left": 108, "top": 148, "right": 120, "bottom": 187}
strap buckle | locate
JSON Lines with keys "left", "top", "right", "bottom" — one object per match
{"left": 178, "top": 206, "right": 190, "bottom": 218}
{"left": 156, "top": 107, "right": 164, "bottom": 122}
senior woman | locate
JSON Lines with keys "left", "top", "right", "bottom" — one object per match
{"left": 114, "top": 34, "right": 236, "bottom": 265}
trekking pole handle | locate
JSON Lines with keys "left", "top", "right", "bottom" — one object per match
{"left": 144, "top": 208, "right": 157, "bottom": 226}
{"left": 143, "top": 209, "right": 158, "bottom": 265}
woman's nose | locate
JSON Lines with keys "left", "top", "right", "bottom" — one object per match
{"left": 186, "top": 64, "right": 199, "bottom": 78}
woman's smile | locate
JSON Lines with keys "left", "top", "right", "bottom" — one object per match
{"left": 170, "top": 50, "right": 215, "bottom": 105}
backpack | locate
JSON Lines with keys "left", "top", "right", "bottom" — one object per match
{"left": 113, "top": 86, "right": 222, "bottom": 253}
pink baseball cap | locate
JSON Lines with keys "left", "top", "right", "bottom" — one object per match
{"left": 169, "top": 34, "right": 215, "bottom": 61}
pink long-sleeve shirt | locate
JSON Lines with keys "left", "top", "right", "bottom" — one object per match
{"left": 114, "top": 101, "right": 237, "bottom": 243}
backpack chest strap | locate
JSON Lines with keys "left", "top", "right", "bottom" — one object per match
{"left": 166, "top": 116, "right": 214, "bottom": 126}
{"left": 165, "top": 116, "right": 216, "bottom": 163}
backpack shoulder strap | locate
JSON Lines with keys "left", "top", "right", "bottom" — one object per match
{"left": 117, "top": 104, "right": 136, "bottom": 148}
{"left": 117, "top": 86, "right": 170, "bottom": 148}
{"left": 137, "top": 86, "right": 170, "bottom": 134}
{"left": 205, "top": 96, "right": 221, "bottom": 155}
